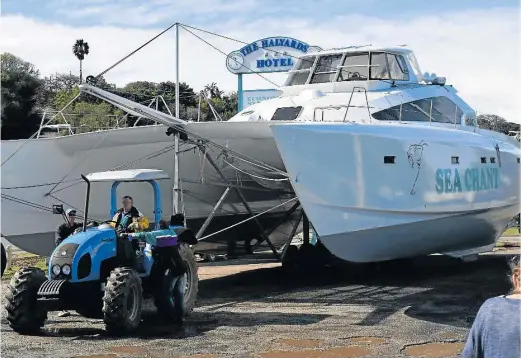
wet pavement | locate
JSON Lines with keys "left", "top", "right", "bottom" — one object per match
{"left": 1, "top": 252, "right": 519, "bottom": 358}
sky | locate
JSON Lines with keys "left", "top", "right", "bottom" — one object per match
{"left": 2, "top": 0, "right": 520, "bottom": 122}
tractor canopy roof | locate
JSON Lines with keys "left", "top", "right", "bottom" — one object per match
{"left": 85, "top": 169, "right": 170, "bottom": 183}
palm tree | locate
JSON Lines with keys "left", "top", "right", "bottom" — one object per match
{"left": 72, "top": 39, "right": 90, "bottom": 84}
{"left": 204, "top": 82, "right": 223, "bottom": 99}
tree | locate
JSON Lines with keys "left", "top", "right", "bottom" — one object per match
{"left": 222, "top": 91, "right": 238, "bottom": 120}
{"left": 53, "top": 86, "right": 81, "bottom": 111}
{"left": 72, "top": 101, "right": 118, "bottom": 133}
{"left": 203, "top": 82, "right": 223, "bottom": 99}
{"left": 1, "top": 53, "right": 45, "bottom": 140}
{"left": 477, "top": 114, "right": 512, "bottom": 135}
{"left": 72, "top": 39, "right": 90, "bottom": 84}
{"left": 157, "top": 81, "right": 197, "bottom": 108}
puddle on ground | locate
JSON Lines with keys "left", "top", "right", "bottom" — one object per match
{"left": 403, "top": 342, "right": 464, "bottom": 357}
{"left": 349, "top": 336, "right": 388, "bottom": 345}
{"left": 259, "top": 345, "right": 372, "bottom": 358}
{"left": 275, "top": 339, "right": 324, "bottom": 348}
{"left": 109, "top": 346, "right": 148, "bottom": 355}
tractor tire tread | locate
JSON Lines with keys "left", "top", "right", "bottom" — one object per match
{"left": 102, "top": 267, "right": 142, "bottom": 334}
{"left": 4, "top": 267, "right": 47, "bottom": 334}
{"left": 154, "top": 243, "right": 198, "bottom": 317}
{"left": 179, "top": 243, "right": 198, "bottom": 313}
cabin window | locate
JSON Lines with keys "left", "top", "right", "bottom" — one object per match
{"left": 370, "top": 53, "right": 409, "bottom": 81}
{"left": 310, "top": 54, "right": 343, "bottom": 84}
{"left": 271, "top": 106, "right": 303, "bottom": 121}
{"left": 297, "top": 56, "right": 316, "bottom": 70}
{"left": 372, "top": 96, "right": 463, "bottom": 123}
{"left": 388, "top": 54, "right": 409, "bottom": 81}
{"left": 407, "top": 52, "right": 422, "bottom": 79}
{"left": 287, "top": 72, "right": 310, "bottom": 86}
{"left": 338, "top": 53, "right": 369, "bottom": 81}
{"left": 286, "top": 56, "right": 316, "bottom": 86}
{"left": 370, "top": 52, "right": 390, "bottom": 80}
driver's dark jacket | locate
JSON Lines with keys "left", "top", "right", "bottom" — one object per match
{"left": 55, "top": 222, "right": 83, "bottom": 246}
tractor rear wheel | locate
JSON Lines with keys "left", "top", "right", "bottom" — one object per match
{"left": 154, "top": 269, "right": 186, "bottom": 321}
{"left": 155, "top": 243, "right": 199, "bottom": 318}
{"left": 102, "top": 267, "right": 142, "bottom": 334}
{"left": 179, "top": 243, "right": 198, "bottom": 314}
{"left": 4, "top": 267, "right": 48, "bottom": 334}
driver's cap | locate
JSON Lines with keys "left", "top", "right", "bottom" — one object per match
{"left": 65, "top": 208, "right": 77, "bottom": 216}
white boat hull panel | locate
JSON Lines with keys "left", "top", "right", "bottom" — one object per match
{"left": 270, "top": 122, "right": 520, "bottom": 262}
{"left": 1, "top": 122, "right": 297, "bottom": 256}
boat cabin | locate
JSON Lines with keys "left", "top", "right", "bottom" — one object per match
{"left": 281, "top": 46, "right": 429, "bottom": 95}
{"left": 230, "top": 45, "right": 481, "bottom": 130}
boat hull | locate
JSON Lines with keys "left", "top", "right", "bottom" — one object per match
{"left": 270, "top": 122, "right": 520, "bottom": 262}
{"left": 1, "top": 122, "right": 298, "bottom": 256}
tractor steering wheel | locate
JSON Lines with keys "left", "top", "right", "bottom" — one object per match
{"left": 100, "top": 220, "right": 118, "bottom": 226}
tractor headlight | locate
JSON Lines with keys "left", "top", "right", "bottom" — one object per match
{"left": 62, "top": 264, "right": 71, "bottom": 276}
{"left": 52, "top": 265, "right": 61, "bottom": 276}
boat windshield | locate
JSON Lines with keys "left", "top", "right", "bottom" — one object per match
{"left": 286, "top": 51, "right": 411, "bottom": 86}
{"left": 406, "top": 52, "right": 422, "bottom": 80}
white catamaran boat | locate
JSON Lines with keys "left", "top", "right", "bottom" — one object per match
{"left": 2, "top": 45, "right": 519, "bottom": 262}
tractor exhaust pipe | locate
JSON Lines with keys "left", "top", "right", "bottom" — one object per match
{"left": 81, "top": 174, "right": 91, "bottom": 232}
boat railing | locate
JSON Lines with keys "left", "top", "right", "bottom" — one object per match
{"left": 312, "top": 86, "right": 372, "bottom": 123}
{"left": 312, "top": 92, "right": 473, "bottom": 129}
{"left": 36, "top": 111, "right": 136, "bottom": 138}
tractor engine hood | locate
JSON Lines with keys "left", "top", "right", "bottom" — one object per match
{"left": 50, "top": 226, "right": 118, "bottom": 282}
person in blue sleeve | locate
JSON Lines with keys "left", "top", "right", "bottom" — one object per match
{"left": 461, "top": 255, "right": 520, "bottom": 358}
{"left": 124, "top": 213, "right": 196, "bottom": 324}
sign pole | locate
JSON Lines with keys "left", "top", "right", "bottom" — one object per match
{"left": 237, "top": 73, "right": 243, "bottom": 112}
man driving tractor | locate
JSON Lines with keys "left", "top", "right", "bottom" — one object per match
{"left": 110, "top": 195, "right": 149, "bottom": 232}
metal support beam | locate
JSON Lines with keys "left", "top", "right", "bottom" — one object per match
{"left": 252, "top": 200, "right": 301, "bottom": 250}
{"left": 195, "top": 187, "right": 231, "bottom": 239}
{"left": 281, "top": 211, "right": 303, "bottom": 261}
{"left": 173, "top": 22, "right": 181, "bottom": 216}
{"left": 200, "top": 146, "right": 281, "bottom": 261}
{"left": 303, "top": 211, "right": 310, "bottom": 245}
{"left": 173, "top": 134, "right": 180, "bottom": 214}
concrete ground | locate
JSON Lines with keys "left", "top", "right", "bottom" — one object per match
{"left": 1, "top": 251, "right": 520, "bottom": 358}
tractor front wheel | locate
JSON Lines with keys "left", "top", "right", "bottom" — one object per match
{"left": 4, "top": 267, "right": 48, "bottom": 334}
{"left": 102, "top": 267, "right": 142, "bottom": 334}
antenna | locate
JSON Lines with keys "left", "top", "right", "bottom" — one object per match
{"left": 325, "top": 44, "right": 372, "bottom": 51}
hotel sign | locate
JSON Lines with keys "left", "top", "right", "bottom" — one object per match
{"left": 226, "top": 36, "right": 322, "bottom": 74}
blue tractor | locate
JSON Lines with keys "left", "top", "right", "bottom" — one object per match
{"left": 4, "top": 169, "right": 199, "bottom": 334}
